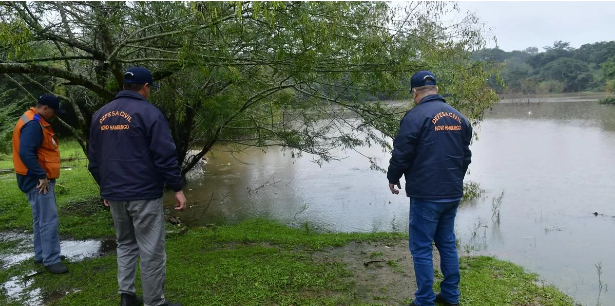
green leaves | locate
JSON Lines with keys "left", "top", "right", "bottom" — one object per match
{"left": 0, "top": 1, "right": 499, "bottom": 173}
{"left": 0, "top": 19, "right": 32, "bottom": 61}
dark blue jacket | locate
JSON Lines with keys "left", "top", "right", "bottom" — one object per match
{"left": 88, "top": 91, "right": 184, "bottom": 201}
{"left": 387, "top": 94, "right": 472, "bottom": 200}
{"left": 16, "top": 121, "right": 47, "bottom": 193}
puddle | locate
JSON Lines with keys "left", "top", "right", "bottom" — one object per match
{"left": 2, "top": 273, "right": 81, "bottom": 306}
{"left": 2, "top": 274, "right": 43, "bottom": 305}
{"left": 58, "top": 239, "right": 116, "bottom": 261}
{"left": 0, "top": 232, "right": 116, "bottom": 269}
{"left": 1, "top": 232, "right": 113, "bottom": 305}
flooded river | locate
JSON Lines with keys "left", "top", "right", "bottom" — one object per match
{"left": 167, "top": 93, "right": 615, "bottom": 305}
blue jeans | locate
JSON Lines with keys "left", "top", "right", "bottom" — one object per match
{"left": 27, "top": 180, "right": 61, "bottom": 266}
{"left": 409, "top": 198, "right": 460, "bottom": 306}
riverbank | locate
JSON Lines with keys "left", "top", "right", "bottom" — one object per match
{"left": 498, "top": 92, "right": 610, "bottom": 104}
{"left": 0, "top": 220, "right": 576, "bottom": 306}
{"left": 0, "top": 143, "right": 576, "bottom": 305}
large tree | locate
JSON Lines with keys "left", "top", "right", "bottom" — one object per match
{"left": 0, "top": 1, "right": 499, "bottom": 175}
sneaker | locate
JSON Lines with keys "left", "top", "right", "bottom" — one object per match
{"left": 45, "top": 262, "right": 68, "bottom": 274}
{"left": 435, "top": 293, "right": 459, "bottom": 306}
{"left": 161, "top": 301, "right": 182, "bottom": 306}
{"left": 120, "top": 293, "right": 143, "bottom": 306}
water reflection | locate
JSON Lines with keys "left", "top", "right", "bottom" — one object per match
{"left": 2, "top": 275, "right": 43, "bottom": 306}
{"left": 2, "top": 273, "right": 81, "bottom": 306}
{"left": 168, "top": 143, "right": 409, "bottom": 233}
{"left": 0, "top": 232, "right": 116, "bottom": 269}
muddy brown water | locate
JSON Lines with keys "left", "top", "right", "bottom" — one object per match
{"left": 164, "top": 93, "right": 614, "bottom": 305}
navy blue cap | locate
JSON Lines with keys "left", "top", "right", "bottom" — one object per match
{"left": 38, "top": 94, "right": 65, "bottom": 115}
{"left": 123, "top": 67, "right": 159, "bottom": 88}
{"left": 410, "top": 70, "right": 437, "bottom": 91}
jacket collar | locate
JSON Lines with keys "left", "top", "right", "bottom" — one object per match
{"left": 114, "top": 90, "right": 148, "bottom": 102}
{"left": 27, "top": 108, "right": 51, "bottom": 127}
{"left": 418, "top": 94, "right": 446, "bottom": 105}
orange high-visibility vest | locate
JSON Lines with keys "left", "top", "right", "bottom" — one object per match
{"left": 12, "top": 108, "right": 61, "bottom": 179}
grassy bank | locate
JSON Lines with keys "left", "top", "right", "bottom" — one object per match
{"left": 0, "top": 220, "right": 575, "bottom": 306}
{"left": 0, "top": 140, "right": 113, "bottom": 239}
{"left": 0, "top": 140, "right": 576, "bottom": 305}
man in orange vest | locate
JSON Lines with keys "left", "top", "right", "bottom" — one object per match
{"left": 12, "top": 94, "right": 68, "bottom": 274}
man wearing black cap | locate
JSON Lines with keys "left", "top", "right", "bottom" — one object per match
{"left": 387, "top": 71, "right": 472, "bottom": 306}
{"left": 12, "top": 94, "right": 68, "bottom": 274}
{"left": 88, "top": 66, "right": 185, "bottom": 306}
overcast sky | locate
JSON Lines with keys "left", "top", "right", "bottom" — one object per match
{"left": 447, "top": 1, "right": 615, "bottom": 52}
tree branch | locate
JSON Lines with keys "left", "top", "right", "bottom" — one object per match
{"left": 10, "top": 2, "right": 108, "bottom": 59}
{"left": 106, "top": 17, "right": 184, "bottom": 63}
{"left": 0, "top": 63, "right": 115, "bottom": 100}
{"left": 221, "top": 84, "right": 296, "bottom": 128}
{"left": 119, "top": 13, "right": 237, "bottom": 49}
{"left": 5, "top": 75, "right": 37, "bottom": 102}
{"left": 124, "top": 44, "right": 181, "bottom": 54}
{"left": 55, "top": 117, "right": 87, "bottom": 152}
{"left": 16, "top": 56, "right": 98, "bottom": 63}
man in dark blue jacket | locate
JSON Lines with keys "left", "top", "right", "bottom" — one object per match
{"left": 387, "top": 71, "right": 471, "bottom": 306}
{"left": 88, "top": 67, "right": 185, "bottom": 306}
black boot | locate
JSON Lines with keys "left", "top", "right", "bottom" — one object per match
{"left": 45, "top": 262, "right": 68, "bottom": 274}
{"left": 435, "top": 293, "right": 459, "bottom": 306}
{"left": 120, "top": 293, "right": 143, "bottom": 306}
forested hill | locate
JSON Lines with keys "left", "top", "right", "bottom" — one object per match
{"left": 473, "top": 41, "right": 615, "bottom": 95}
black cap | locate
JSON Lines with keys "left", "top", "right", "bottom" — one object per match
{"left": 123, "top": 66, "right": 159, "bottom": 88}
{"left": 410, "top": 70, "right": 437, "bottom": 91}
{"left": 38, "top": 94, "right": 65, "bottom": 115}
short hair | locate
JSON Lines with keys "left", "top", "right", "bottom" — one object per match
{"left": 123, "top": 82, "right": 145, "bottom": 92}
{"left": 413, "top": 85, "right": 438, "bottom": 94}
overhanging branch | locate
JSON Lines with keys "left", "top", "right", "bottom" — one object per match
{"left": 0, "top": 63, "right": 114, "bottom": 100}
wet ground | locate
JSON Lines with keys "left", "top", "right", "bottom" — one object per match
{"left": 0, "top": 232, "right": 115, "bottom": 305}
{"left": 313, "top": 240, "right": 440, "bottom": 305}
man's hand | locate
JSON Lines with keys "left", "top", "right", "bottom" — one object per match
{"left": 37, "top": 178, "right": 50, "bottom": 194}
{"left": 103, "top": 199, "right": 110, "bottom": 207}
{"left": 389, "top": 181, "right": 401, "bottom": 195}
{"left": 174, "top": 190, "right": 187, "bottom": 211}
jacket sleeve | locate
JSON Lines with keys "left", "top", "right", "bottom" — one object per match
{"left": 387, "top": 113, "right": 420, "bottom": 184}
{"left": 148, "top": 111, "right": 184, "bottom": 192}
{"left": 19, "top": 121, "right": 46, "bottom": 179}
{"left": 87, "top": 115, "right": 101, "bottom": 186}
{"left": 462, "top": 120, "right": 473, "bottom": 177}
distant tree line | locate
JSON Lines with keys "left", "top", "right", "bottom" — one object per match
{"left": 472, "top": 40, "right": 615, "bottom": 96}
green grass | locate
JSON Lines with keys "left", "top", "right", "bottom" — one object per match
{"left": 0, "top": 139, "right": 85, "bottom": 170}
{"left": 0, "top": 139, "right": 114, "bottom": 239}
{"left": 454, "top": 256, "right": 575, "bottom": 305}
{"left": 3, "top": 220, "right": 405, "bottom": 306}
{"left": 0, "top": 155, "right": 12, "bottom": 169}
{"left": 0, "top": 221, "right": 576, "bottom": 306}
